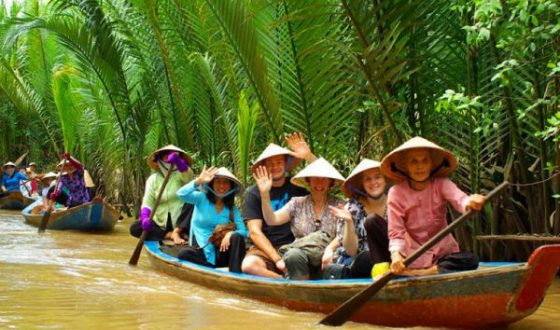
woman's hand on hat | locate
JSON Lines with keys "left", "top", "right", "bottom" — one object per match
{"left": 285, "top": 132, "right": 311, "bottom": 160}
{"left": 253, "top": 166, "right": 272, "bottom": 194}
{"left": 466, "top": 194, "right": 486, "bottom": 211}
{"left": 328, "top": 203, "right": 352, "bottom": 222}
{"left": 196, "top": 166, "right": 218, "bottom": 185}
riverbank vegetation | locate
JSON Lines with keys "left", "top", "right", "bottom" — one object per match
{"left": 0, "top": 0, "right": 558, "bottom": 260}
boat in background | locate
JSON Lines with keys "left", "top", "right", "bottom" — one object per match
{"left": 22, "top": 197, "right": 119, "bottom": 232}
{"left": 0, "top": 191, "right": 36, "bottom": 210}
{"left": 145, "top": 241, "right": 560, "bottom": 328}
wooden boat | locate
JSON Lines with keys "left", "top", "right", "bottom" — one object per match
{"left": 145, "top": 241, "right": 560, "bottom": 328}
{"left": 0, "top": 191, "right": 36, "bottom": 210}
{"left": 22, "top": 198, "right": 120, "bottom": 231}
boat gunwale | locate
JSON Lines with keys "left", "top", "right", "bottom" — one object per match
{"left": 22, "top": 198, "right": 119, "bottom": 230}
{"left": 145, "top": 240, "right": 529, "bottom": 289}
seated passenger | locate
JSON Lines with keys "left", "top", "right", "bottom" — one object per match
{"left": 40, "top": 172, "right": 58, "bottom": 212}
{"left": 241, "top": 133, "right": 316, "bottom": 278}
{"left": 27, "top": 163, "right": 39, "bottom": 196}
{"left": 176, "top": 166, "right": 248, "bottom": 273}
{"left": 1, "top": 161, "right": 27, "bottom": 196}
{"left": 48, "top": 153, "right": 91, "bottom": 208}
{"left": 129, "top": 145, "right": 193, "bottom": 243}
{"left": 253, "top": 158, "right": 344, "bottom": 280}
{"left": 380, "top": 137, "right": 485, "bottom": 276}
{"left": 324, "top": 159, "right": 391, "bottom": 279}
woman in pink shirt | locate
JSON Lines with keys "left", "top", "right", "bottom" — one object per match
{"left": 380, "top": 137, "right": 486, "bottom": 276}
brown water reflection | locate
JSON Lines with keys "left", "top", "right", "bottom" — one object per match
{"left": 1, "top": 209, "right": 559, "bottom": 330}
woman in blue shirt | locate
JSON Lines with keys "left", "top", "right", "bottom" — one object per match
{"left": 177, "top": 166, "right": 248, "bottom": 273}
{"left": 1, "top": 162, "right": 27, "bottom": 194}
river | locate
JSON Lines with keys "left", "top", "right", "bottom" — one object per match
{"left": 1, "top": 209, "right": 559, "bottom": 329}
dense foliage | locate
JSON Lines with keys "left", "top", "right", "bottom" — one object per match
{"left": 0, "top": 0, "right": 558, "bottom": 260}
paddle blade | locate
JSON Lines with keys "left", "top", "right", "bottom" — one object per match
{"left": 129, "top": 231, "right": 147, "bottom": 266}
{"left": 38, "top": 209, "right": 52, "bottom": 233}
{"left": 14, "top": 151, "right": 29, "bottom": 167}
{"left": 319, "top": 272, "right": 396, "bottom": 326}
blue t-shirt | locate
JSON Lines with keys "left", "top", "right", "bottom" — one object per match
{"left": 2, "top": 172, "right": 27, "bottom": 192}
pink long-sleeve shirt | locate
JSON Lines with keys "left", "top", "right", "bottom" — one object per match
{"left": 388, "top": 177, "right": 469, "bottom": 269}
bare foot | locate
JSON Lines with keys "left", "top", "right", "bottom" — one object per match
{"left": 171, "top": 232, "right": 186, "bottom": 245}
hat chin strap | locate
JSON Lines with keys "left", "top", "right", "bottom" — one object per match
{"left": 203, "top": 184, "right": 238, "bottom": 198}
{"left": 349, "top": 184, "right": 386, "bottom": 201}
{"left": 390, "top": 159, "right": 451, "bottom": 183}
{"left": 157, "top": 160, "right": 177, "bottom": 176}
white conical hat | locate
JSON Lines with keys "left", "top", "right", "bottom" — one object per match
{"left": 40, "top": 172, "right": 58, "bottom": 182}
{"left": 251, "top": 143, "right": 298, "bottom": 173}
{"left": 2, "top": 161, "right": 16, "bottom": 169}
{"left": 147, "top": 144, "right": 193, "bottom": 170}
{"left": 57, "top": 156, "right": 82, "bottom": 168}
{"left": 380, "top": 136, "right": 457, "bottom": 182}
{"left": 291, "top": 158, "right": 345, "bottom": 189}
{"left": 200, "top": 167, "right": 244, "bottom": 195}
{"left": 342, "top": 159, "right": 383, "bottom": 198}
{"left": 84, "top": 169, "right": 95, "bottom": 188}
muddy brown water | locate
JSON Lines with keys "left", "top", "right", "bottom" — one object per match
{"left": 1, "top": 209, "right": 559, "bottom": 329}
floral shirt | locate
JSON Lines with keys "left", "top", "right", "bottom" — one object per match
{"left": 334, "top": 198, "right": 372, "bottom": 264}
{"left": 57, "top": 168, "right": 90, "bottom": 207}
{"left": 282, "top": 195, "right": 342, "bottom": 239}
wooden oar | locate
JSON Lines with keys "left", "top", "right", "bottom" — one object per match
{"left": 319, "top": 181, "right": 509, "bottom": 326}
{"left": 129, "top": 163, "right": 175, "bottom": 266}
{"left": 38, "top": 158, "right": 66, "bottom": 233}
{"left": 14, "top": 151, "right": 29, "bottom": 167}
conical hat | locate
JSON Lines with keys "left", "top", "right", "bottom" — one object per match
{"left": 251, "top": 143, "right": 298, "bottom": 173}
{"left": 84, "top": 169, "right": 95, "bottom": 188}
{"left": 40, "top": 172, "right": 58, "bottom": 182}
{"left": 201, "top": 167, "right": 244, "bottom": 195}
{"left": 380, "top": 136, "right": 457, "bottom": 182}
{"left": 342, "top": 159, "right": 383, "bottom": 198}
{"left": 291, "top": 158, "right": 345, "bottom": 189}
{"left": 57, "top": 156, "right": 82, "bottom": 168}
{"left": 147, "top": 145, "right": 193, "bottom": 170}
{"left": 2, "top": 161, "right": 16, "bottom": 169}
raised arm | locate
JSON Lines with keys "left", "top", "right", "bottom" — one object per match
{"left": 285, "top": 132, "right": 317, "bottom": 164}
{"left": 253, "top": 166, "right": 291, "bottom": 226}
{"left": 63, "top": 152, "right": 84, "bottom": 170}
{"left": 329, "top": 203, "right": 359, "bottom": 257}
{"left": 176, "top": 166, "right": 218, "bottom": 205}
